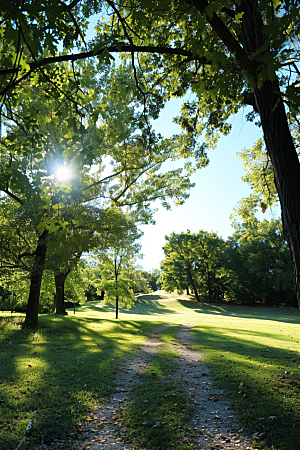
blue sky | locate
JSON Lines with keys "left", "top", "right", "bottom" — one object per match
{"left": 136, "top": 101, "right": 279, "bottom": 271}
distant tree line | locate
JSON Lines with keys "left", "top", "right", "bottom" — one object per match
{"left": 161, "top": 219, "right": 297, "bottom": 307}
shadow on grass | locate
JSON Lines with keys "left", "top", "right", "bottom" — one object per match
{"left": 77, "top": 295, "right": 176, "bottom": 316}
{"left": 190, "top": 325, "right": 300, "bottom": 449}
{"left": 177, "top": 298, "right": 300, "bottom": 324}
{"left": 0, "top": 314, "right": 161, "bottom": 450}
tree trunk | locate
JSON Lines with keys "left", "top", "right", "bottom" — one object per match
{"left": 187, "top": 265, "right": 200, "bottom": 302}
{"left": 23, "top": 230, "right": 48, "bottom": 329}
{"left": 237, "top": 0, "right": 300, "bottom": 307}
{"left": 190, "top": 0, "right": 300, "bottom": 307}
{"left": 116, "top": 294, "right": 119, "bottom": 319}
{"left": 186, "top": 286, "right": 190, "bottom": 295}
{"left": 54, "top": 270, "right": 71, "bottom": 315}
{"left": 114, "top": 257, "right": 119, "bottom": 319}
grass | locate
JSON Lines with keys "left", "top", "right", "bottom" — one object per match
{"left": 122, "top": 339, "right": 193, "bottom": 449}
{"left": 0, "top": 311, "right": 156, "bottom": 449}
{"left": 0, "top": 293, "right": 300, "bottom": 449}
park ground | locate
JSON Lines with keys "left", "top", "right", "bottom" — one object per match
{"left": 1, "top": 292, "right": 300, "bottom": 450}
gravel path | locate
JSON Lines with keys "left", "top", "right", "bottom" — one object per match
{"left": 171, "top": 325, "right": 255, "bottom": 449}
{"left": 72, "top": 324, "right": 171, "bottom": 450}
{"left": 38, "top": 324, "right": 256, "bottom": 450}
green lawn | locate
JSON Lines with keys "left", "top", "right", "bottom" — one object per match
{"left": 1, "top": 293, "right": 300, "bottom": 450}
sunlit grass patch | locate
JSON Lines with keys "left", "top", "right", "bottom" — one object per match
{"left": 190, "top": 313, "right": 300, "bottom": 449}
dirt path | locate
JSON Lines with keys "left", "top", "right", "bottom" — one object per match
{"left": 39, "top": 325, "right": 256, "bottom": 449}
{"left": 171, "top": 325, "right": 255, "bottom": 449}
{"left": 72, "top": 324, "right": 171, "bottom": 450}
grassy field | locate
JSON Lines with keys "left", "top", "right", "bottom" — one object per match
{"left": 0, "top": 292, "right": 300, "bottom": 449}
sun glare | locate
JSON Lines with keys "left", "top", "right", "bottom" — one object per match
{"left": 56, "top": 166, "right": 72, "bottom": 182}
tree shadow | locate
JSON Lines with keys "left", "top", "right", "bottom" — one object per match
{"left": 189, "top": 325, "right": 300, "bottom": 449}
{"left": 177, "top": 299, "right": 300, "bottom": 324}
{"left": 0, "top": 314, "right": 161, "bottom": 450}
{"left": 75, "top": 296, "right": 175, "bottom": 316}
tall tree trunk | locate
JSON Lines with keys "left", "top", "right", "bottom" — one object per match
{"left": 190, "top": 0, "right": 300, "bottom": 307}
{"left": 186, "top": 286, "right": 190, "bottom": 295}
{"left": 116, "top": 294, "right": 119, "bottom": 319}
{"left": 114, "top": 257, "right": 119, "bottom": 319}
{"left": 23, "top": 230, "right": 48, "bottom": 329}
{"left": 238, "top": 0, "right": 300, "bottom": 307}
{"left": 187, "top": 265, "right": 200, "bottom": 302}
{"left": 54, "top": 270, "right": 71, "bottom": 315}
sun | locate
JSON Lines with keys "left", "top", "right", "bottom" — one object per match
{"left": 55, "top": 165, "right": 72, "bottom": 182}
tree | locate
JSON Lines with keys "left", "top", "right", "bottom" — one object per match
{"left": 0, "top": 59, "right": 195, "bottom": 327}
{"left": 129, "top": 268, "right": 161, "bottom": 293}
{"left": 162, "top": 224, "right": 296, "bottom": 306}
{"left": 96, "top": 212, "right": 141, "bottom": 319}
{"left": 224, "top": 219, "right": 297, "bottom": 306}
{"left": 127, "top": 269, "right": 153, "bottom": 294}
{"left": 161, "top": 230, "right": 226, "bottom": 302}
{"left": 3, "top": 1, "right": 300, "bottom": 305}
{"left": 89, "top": 0, "right": 300, "bottom": 307}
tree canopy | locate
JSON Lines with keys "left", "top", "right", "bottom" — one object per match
{"left": 2, "top": 0, "right": 300, "bottom": 313}
{"left": 161, "top": 223, "right": 297, "bottom": 307}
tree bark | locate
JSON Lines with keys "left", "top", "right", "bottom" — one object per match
{"left": 114, "top": 257, "right": 119, "bottom": 319}
{"left": 116, "top": 294, "right": 119, "bottom": 319}
{"left": 54, "top": 270, "right": 71, "bottom": 315}
{"left": 23, "top": 230, "right": 48, "bottom": 329}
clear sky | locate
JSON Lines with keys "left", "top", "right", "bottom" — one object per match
{"left": 136, "top": 100, "right": 278, "bottom": 271}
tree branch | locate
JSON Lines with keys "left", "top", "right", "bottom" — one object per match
{"left": 187, "top": 0, "right": 257, "bottom": 79}
{"left": 2, "top": 188, "right": 24, "bottom": 205}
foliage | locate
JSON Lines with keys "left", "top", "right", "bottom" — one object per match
{"left": 161, "top": 223, "right": 296, "bottom": 306}
{"left": 127, "top": 269, "right": 156, "bottom": 294}
{"left": 231, "top": 138, "right": 279, "bottom": 224}
{"left": 161, "top": 230, "right": 227, "bottom": 302}
{"left": 226, "top": 219, "right": 296, "bottom": 306}
{"left": 98, "top": 277, "right": 135, "bottom": 308}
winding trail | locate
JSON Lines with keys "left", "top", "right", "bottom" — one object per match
{"left": 45, "top": 324, "right": 256, "bottom": 450}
